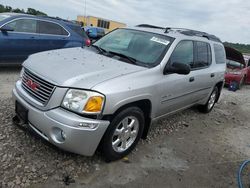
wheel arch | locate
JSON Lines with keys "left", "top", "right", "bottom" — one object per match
{"left": 215, "top": 81, "right": 224, "bottom": 103}
{"left": 102, "top": 99, "right": 152, "bottom": 139}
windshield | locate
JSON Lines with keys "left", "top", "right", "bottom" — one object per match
{"left": 227, "top": 59, "right": 244, "bottom": 69}
{"left": 0, "top": 14, "right": 10, "bottom": 22}
{"left": 94, "top": 28, "right": 173, "bottom": 67}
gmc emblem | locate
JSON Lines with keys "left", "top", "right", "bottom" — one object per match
{"left": 26, "top": 79, "right": 39, "bottom": 91}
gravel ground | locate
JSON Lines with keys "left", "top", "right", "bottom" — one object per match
{"left": 1, "top": 67, "right": 250, "bottom": 188}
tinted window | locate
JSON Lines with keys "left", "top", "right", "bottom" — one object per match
{"left": 194, "top": 41, "right": 212, "bottom": 68}
{"left": 214, "top": 44, "right": 226, "bottom": 64}
{"left": 170, "top": 41, "right": 194, "bottom": 66}
{"left": 6, "top": 19, "right": 37, "bottom": 33}
{"left": 69, "top": 25, "right": 88, "bottom": 39}
{"left": 38, "top": 21, "right": 68, "bottom": 36}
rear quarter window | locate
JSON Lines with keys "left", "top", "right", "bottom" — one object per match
{"left": 214, "top": 44, "right": 226, "bottom": 64}
{"left": 69, "top": 25, "right": 88, "bottom": 39}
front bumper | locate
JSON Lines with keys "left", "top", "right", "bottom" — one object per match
{"left": 224, "top": 74, "right": 242, "bottom": 85}
{"left": 12, "top": 85, "right": 110, "bottom": 156}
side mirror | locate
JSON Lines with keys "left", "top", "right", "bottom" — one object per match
{"left": 164, "top": 62, "right": 191, "bottom": 75}
{"left": 0, "top": 25, "right": 14, "bottom": 32}
{"left": 248, "top": 60, "right": 250, "bottom": 67}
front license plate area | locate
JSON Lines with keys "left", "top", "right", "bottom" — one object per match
{"left": 16, "top": 101, "right": 28, "bottom": 123}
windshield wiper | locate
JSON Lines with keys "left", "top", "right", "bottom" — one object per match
{"left": 108, "top": 51, "right": 137, "bottom": 65}
{"left": 91, "top": 44, "right": 107, "bottom": 54}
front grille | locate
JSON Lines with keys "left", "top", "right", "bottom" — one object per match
{"left": 21, "top": 69, "right": 55, "bottom": 105}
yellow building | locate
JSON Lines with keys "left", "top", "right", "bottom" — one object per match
{"left": 77, "top": 15, "right": 126, "bottom": 32}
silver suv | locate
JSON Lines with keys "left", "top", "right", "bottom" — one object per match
{"left": 13, "top": 25, "right": 226, "bottom": 161}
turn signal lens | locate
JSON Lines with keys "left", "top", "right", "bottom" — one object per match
{"left": 84, "top": 96, "right": 104, "bottom": 113}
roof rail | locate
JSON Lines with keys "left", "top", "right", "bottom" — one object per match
{"left": 136, "top": 24, "right": 221, "bottom": 43}
{"left": 136, "top": 24, "right": 165, "bottom": 29}
{"left": 165, "top": 27, "right": 222, "bottom": 42}
{"left": 37, "top": 15, "right": 73, "bottom": 23}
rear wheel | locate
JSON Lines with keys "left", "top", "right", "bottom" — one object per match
{"left": 198, "top": 87, "right": 218, "bottom": 113}
{"left": 100, "top": 107, "right": 144, "bottom": 162}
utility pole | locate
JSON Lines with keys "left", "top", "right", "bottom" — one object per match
{"left": 84, "top": 0, "right": 87, "bottom": 26}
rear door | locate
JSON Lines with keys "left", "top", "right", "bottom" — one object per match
{"left": 190, "top": 41, "right": 215, "bottom": 101}
{"left": 37, "top": 20, "right": 69, "bottom": 51}
{"left": 0, "top": 18, "right": 39, "bottom": 62}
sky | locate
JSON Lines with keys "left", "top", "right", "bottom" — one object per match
{"left": 1, "top": 0, "right": 250, "bottom": 44}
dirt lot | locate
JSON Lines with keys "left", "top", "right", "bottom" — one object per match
{"left": 1, "top": 67, "right": 250, "bottom": 188}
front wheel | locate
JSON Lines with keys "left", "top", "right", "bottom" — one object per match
{"left": 100, "top": 107, "right": 145, "bottom": 162}
{"left": 198, "top": 87, "right": 218, "bottom": 113}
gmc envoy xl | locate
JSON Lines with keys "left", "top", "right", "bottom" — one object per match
{"left": 13, "top": 25, "right": 226, "bottom": 161}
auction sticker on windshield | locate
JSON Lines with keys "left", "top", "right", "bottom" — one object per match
{"left": 150, "top": 37, "right": 170, "bottom": 45}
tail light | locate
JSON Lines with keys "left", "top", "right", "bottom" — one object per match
{"left": 85, "top": 39, "right": 91, "bottom": 46}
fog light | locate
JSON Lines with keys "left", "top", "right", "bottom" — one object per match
{"left": 61, "top": 130, "right": 66, "bottom": 140}
{"left": 79, "top": 122, "right": 98, "bottom": 129}
{"left": 51, "top": 127, "right": 66, "bottom": 143}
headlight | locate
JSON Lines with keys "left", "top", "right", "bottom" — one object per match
{"left": 20, "top": 67, "right": 24, "bottom": 79}
{"left": 62, "top": 89, "right": 105, "bottom": 114}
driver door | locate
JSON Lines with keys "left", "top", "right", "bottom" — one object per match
{"left": 157, "top": 40, "right": 197, "bottom": 116}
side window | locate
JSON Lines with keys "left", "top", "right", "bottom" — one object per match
{"left": 38, "top": 21, "right": 68, "bottom": 36}
{"left": 194, "top": 41, "right": 212, "bottom": 68}
{"left": 170, "top": 41, "right": 194, "bottom": 66}
{"left": 5, "top": 19, "right": 37, "bottom": 33}
{"left": 214, "top": 44, "right": 226, "bottom": 64}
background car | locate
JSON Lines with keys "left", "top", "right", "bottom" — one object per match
{"left": 0, "top": 13, "right": 91, "bottom": 65}
{"left": 83, "top": 26, "right": 105, "bottom": 41}
{"left": 224, "top": 46, "right": 249, "bottom": 89}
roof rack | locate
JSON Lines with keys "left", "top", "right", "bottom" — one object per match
{"left": 136, "top": 24, "right": 165, "bottom": 30}
{"left": 136, "top": 24, "right": 222, "bottom": 43}
{"left": 37, "top": 15, "right": 73, "bottom": 23}
{"left": 165, "top": 27, "right": 222, "bottom": 42}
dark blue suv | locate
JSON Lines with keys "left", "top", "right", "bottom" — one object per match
{"left": 0, "top": 13, "right": 90, "bottom": 65}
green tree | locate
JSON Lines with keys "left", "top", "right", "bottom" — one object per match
{"left": 224, "top": 42, "right": 250, "bottom": 54}
{"left": 27, "top": 8, "right": 47, "bottom": 16}
{"left": 12, "top": 8, "right": 25, "bottom": 13}
{"left": 0, "top": 4, "right": 47, "bottom": 16}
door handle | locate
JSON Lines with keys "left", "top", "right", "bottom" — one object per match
{"left": 189, "top": 77, "right": 195, "bottom": 82}
{"left": 30, "top": 36, "right": 35, "bottom": 39}
{"left": 211, "top": 73, "right": 215, "bottom": 77}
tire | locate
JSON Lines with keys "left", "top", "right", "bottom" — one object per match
{"left": 100, "top": 107, "right": 144, "bottom": 162}
{"left": 198, "top": 87, "right": 219, "bottom": 113}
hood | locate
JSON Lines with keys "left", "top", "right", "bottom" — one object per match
{"left": 23, "top": 47, "right": 146, "bottom": 89}
{"left": 225, "top": 46, "right": 245, "bottom": 66}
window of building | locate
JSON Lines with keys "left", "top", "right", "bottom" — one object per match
{"left": 97, "top": 19, "right": 110, "bottom": 29}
